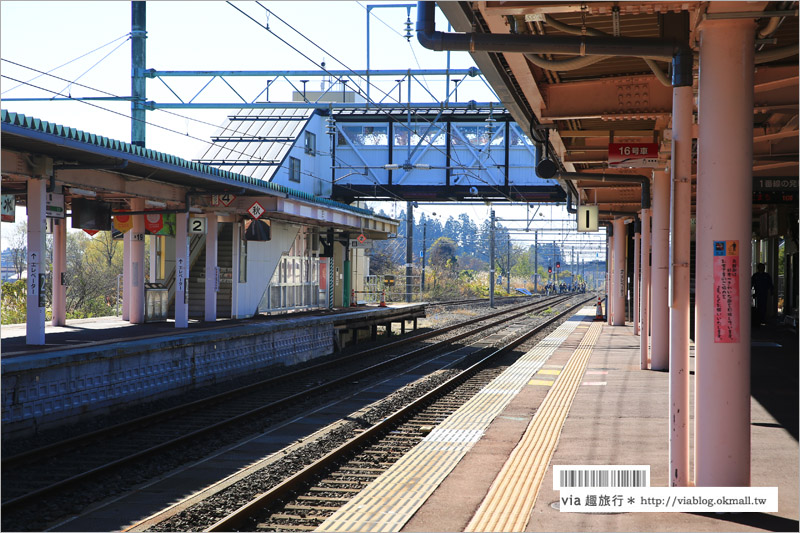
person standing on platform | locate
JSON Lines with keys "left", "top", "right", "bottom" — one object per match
{"left": 751, "top": 263, "right": 773, "bottom": 327}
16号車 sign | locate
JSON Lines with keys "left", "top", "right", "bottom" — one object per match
{"left": 608, "top": 143, "right": 659, "bottom": 168}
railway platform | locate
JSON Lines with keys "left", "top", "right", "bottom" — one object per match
{"left": 314, "top": 310, "right": 798, "bottom": 533}
{"left": 1, "top": 303, "right": 426, "bottom": 439}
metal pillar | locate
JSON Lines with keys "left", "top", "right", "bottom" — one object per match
{"left": 406, "top": 201, "right": 413, "bottom": 303}
{"left": 613, "top": 218, "right": 626, "bottom": 325}
{"left": 533, "top": 230, "right": 538, "bottom": 293}
{"left": 651, "top": 170, "right": 670, "bottom": 370}
{"left": 640, "top": 208, "right": 651, "bottom": 369}
{"left": 26, "top": 179, "right": 46, "bottom": 345}
{"left": 174, "top": 212, "right": 189, "bottom": 328}
{"left": 670, "top": 84, "right": 693, "bottom": 487}
{"left": 633, "top": 218, "right": 641, "bottom": 335}
{"left": 204, "top": 213, "right": 218, "bottom": 321}
{"left": 52, "top": 218, "right": 67, "bottom": 327}
{"left": 129, "top": 198, "right": 146, "bottom": 324}
{"left": 131, "top": 2, "right": 146, "bottom": 147}
{"left": 695, "top": 15, "right": 754, "bottom": 487}
{"left": 489, "top": 209, "right": 495, "bottom": 307}
{"left": 123, "top": 231, "right": 131, "bottom": 320}
{"left": 344, "top": 242, "right": 352, "bottom": 307}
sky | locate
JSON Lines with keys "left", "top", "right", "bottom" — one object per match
{"left": 0, "top": 1, "right": 602, "bottom": 260}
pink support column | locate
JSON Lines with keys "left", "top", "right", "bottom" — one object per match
{"left": 205, "top": 214, "right": 218, "bottom": 322}
{"left": 607, "top": 233, "right": 614, "bottom": 325}
{"left": 612, "top": 218, "right": 626, "bottom": 326}
{"left": 640, "top": 208, "right": 651, "bottom": 369}
{"left": 633, "top": 220, "right": 640, "bottom": 335}
{"left": 52, "top": 218, "right": 67, "bottom": 326}
{"left": 650, "top": 170, "right": 670, "bottom": 370}
{"left": 26, "top": 179, "right": 46, "bottom": 345}
{"left": 670, "top": 84, "right": 693, "bottom": 487}
{"left": 129, "top": 198, "right": 146, "bottom": 324}
{"left": 123, "top": 230, "right": 131, "bottom": 321}
{"left": 695, "top": 15, "right": 754, "bottom": 487}
{"left": 174, "top": 212, "right": 189, "bottom": 328}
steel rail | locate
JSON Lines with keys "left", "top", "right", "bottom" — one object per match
{"left": 206, "top": 295, "right": 593, "bottom": 531}
{"left": 1, "top": 294, "right": 573, "bottom": 512}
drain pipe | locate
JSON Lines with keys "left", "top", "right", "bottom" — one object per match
{"left": 540, "top": 159, "right": 651, "bottom": 210}
{"left": 416, "top": 1, "right": 693, "bottom": 87}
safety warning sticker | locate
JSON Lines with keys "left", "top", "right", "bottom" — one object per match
{"left": 713, "top": 240, "right": 739, "bottom": 343}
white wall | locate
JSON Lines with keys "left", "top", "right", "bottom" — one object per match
{"left": 234, "top": 221, "right": 300, "bottom": 317}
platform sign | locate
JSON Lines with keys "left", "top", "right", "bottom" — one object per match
{"left": 713, "top": 240, "right": 740, "bottom": 343}
{"left": 1, "top": 195, "right": 15, "bottom": 222}
{"left": 189, "top": 216, "right": 206, "bottom": 234}
{"left": 248, "top": 201, "right": 265, "bottom": 220}
{"left": 608, "top": 143, "right": 659, "bottom": 168}
{"left": 212, "top": 193, "right": 236, "bottom": 207}
{"left": 357, "top": 233, "right": 367, "bottom": 244}
{"left": 46, "top": 192, "right": 65, "bottom": 219}
{"left": 577, "top": 205, "right": 599, "bottom": 232}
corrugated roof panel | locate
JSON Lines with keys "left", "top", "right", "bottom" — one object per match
{"left": 1, "top": 108, "right": 378, "bottom": 218}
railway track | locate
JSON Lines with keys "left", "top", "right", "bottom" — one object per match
{"left": 145, "top": 295, "right": 592, "bottom": 532}
{"left": 1, "top": 294, "right": 580, "bottom": 530}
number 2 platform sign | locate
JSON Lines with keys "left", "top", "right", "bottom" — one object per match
{"left": 713, "top": 240, "right": 739, "bottom": 343}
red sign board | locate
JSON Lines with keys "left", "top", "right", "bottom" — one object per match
{"left": 144, "top": 212, "right": 164, "bottom": 234}
{"left": 248, "top": 201, "right": 265, "bottom": 220}
{"left": 608, "top": 143, "right": 659, "bottom": 168}
{"left": 713, "top": 240, "right": 740, "bottom": 343}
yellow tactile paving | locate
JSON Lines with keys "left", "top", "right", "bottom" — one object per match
{"left": 315, "top": 309, "right": 595, "bottom": 532}
{"left": 536, "top": 369, "right": 561, "bottom": 375}
{"left": 464, "top": 320, "right": 603, "bottom": 532}
{"left": 529, "top": 379, "right": 555, "bottom": 386}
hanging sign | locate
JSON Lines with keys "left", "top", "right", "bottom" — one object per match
{"left": 713, "top": 240, "right": 740, "bottom": 343}
{"left": 144, "top": 212, "right": 164, "bottom": 234}
{"left": 114, "top": 214, "right": 133, "bottom": 233}
{"left": 189, "top": 216, "right": 206, "bottom": 234}
{"left": 608, "top": 143, "right": 659, "bottom": 168}
{"left": 46, "top": 192, "right": 65, "bottom": 219}
{"left": 577, "top": 205, "right": 599, "bottom": 232}
{"left": 1, "top": 195, "right": 15, "bottom": 222}
{"left": 83, "top": 229, "right": 99, "bottom": 236}
{"left": 248, "top": 201, "right": 265, "bottom": 220}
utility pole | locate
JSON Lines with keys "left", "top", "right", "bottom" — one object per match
{"left": 489, "top": 209, "right": 495, "bottom": 308}
{"left": 506, "top": 234, "right": 511, "bottom": 294}
{"left": 421, "top": 221, "right": 427, "bottom": 291}
{"left": 406, "top": 201, "right": 414, "bottom": 303}
{"left": 534, "top": 230, "right": 538, "bottom": 293}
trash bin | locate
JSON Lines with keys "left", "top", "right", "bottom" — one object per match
{"left": 145, "top": 283, "right": 168, "bottom": 322}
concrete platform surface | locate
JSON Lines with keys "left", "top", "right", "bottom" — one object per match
{"left": 402, "top": 321, "right": 799, "bottom": 532}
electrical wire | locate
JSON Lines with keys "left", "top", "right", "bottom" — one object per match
{"left": 1, "top": 32, "right": 131, "bottom": 96}
{"left": 54, "top": 37, "right": 131, "bottom": 98}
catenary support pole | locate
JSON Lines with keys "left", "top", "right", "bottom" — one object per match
{"left": 204, "top": 213, "right": 218, "bottom": 321}
{"left": 534, "top": 230, "right": 538, "bottom": 293}
{"left": 490, "top": 209, "right": 496, "bottom": 308}
{"left": 640, "top": 207, "right": 651, "bottom": 369}
{"left": 613, "top": 218, "right": 626, "bottom": 325}
{"left": 174, "top": 212, "right": 189, "bottom": 328}
{"left": 26, "top": 178, "right": 46, "bottom": 345}
{"left": 129, "top": 198, "right": 146, "bottom": 324}
{"left": 695, "top": 14, "right": 754, "bottom": 488}
{"left": 131, "top": 2, "right": 146, "bottom": 147}
{"left": 670, "top": 83, "right": 693, "bottom": 487}
{"left": 406, "top": 201, "right": 413, "bottom": 303}
{"left": 52, "top": 217, "right": 67, "bottom": 327}
{"left": 650, "top": 169, "right": 670, "bottom": 369}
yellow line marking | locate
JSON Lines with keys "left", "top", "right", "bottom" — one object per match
{"left": 315, "top": 310, "right": 595, "bottom": 532}
{"left": 528, "top": 379, "right": 555, "bottom": 386}
{"left": 536, "top": 369, "right": 561, "bottom": 375}
{"left": 465, "top": 321, "right": 602, "bottom": 532}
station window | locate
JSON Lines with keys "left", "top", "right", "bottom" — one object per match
{"left": 289, "top": 156, "right": 301, "bottom": 182}
{"left": 304, "top": 131, "right": 316, "bottom": 155}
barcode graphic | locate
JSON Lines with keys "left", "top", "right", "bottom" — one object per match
{"left": 553, "top": 466, "right": 650, "bottom": 489}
